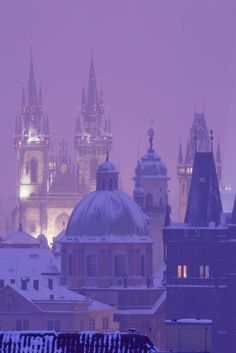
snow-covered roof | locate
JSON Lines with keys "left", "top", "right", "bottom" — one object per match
{"left": 0, "top": 332, "right": 158, "bottom": 353}
{"left": 0, "top": 248, "right": 60, "bottom": 280}
{"left": 66, "top": 190, "right": 150, "bottom": 237}
{"left": 4, "top": 228, "right": 40, "bottom": 246}
{"left": 165, "top": 318, "right": 212, "bottom": 325}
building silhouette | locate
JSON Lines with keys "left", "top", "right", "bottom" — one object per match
{"left": 177, "top": 109, "right": 221, "bottom": 221}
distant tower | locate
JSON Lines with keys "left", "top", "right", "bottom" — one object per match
{"left": 133, "top": 128, "right": 169, "bottom": 276}
{"left": 74, "top": 53, "right": 112, "bottom": 194}
{"left": 13, "top": 47, "right": 50, "bottom": 233}
{"left": 177, "top": 108, "right": 222, "bottom": 221}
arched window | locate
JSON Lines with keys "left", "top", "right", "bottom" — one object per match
{"left": 114, "top": 255, "right": 126, "bottom": 277}
{"left": 145, "top": 193, "right": 153, "bottom": 210}
{"left": 30, "top": 159, "right": 38, "bottom": 183}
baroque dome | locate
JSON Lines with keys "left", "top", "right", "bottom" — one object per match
{"left": 139, "top": 128, "right": 167, "bottom": 177}
{"left": 66, "top": 190, "right": 149, "bottom": 237}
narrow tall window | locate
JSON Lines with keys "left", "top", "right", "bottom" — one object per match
{"left": 114, "top": 255, "right": 126, "bottom": 277}
{"left": 30, "top": 159, "right": 38, "bottom": 183}
{"left": 102, "top": 317, "right": 109, "bottom": 330}
{"left": 89, "top": 317, "right": 96, "bottom": 330}
{"left": 87, "top": 255, "right": 96, "bottom": 277}
{"left": 140, "top": 255, "right": 145, "bottom": 276}
{"left": 145, "top": 193, "right": 153, "bottom": 210}
{"left": 200, "top": 265, "right": 210, "bottom": 279}
{"left": 68, "top": 254, "right": 73, "bottom": 276}
{"left": 177, "top": 264, "right": 188, "bottom": 278}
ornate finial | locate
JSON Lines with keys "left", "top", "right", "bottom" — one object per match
{"left": 194, "top": 129, "right": 198, "bottom": 152}
{"left": 18, "top": 222, "right": 23, "bottom": 231}
{"left": 147, "top": 128, "right": 155, "bottom": 150}
{"left": 210, "top": 129, "right": 213, "bottom": 152}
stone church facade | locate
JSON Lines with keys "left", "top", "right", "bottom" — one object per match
{"left": 12, "top": 50, "right": 112, "bottom": 242}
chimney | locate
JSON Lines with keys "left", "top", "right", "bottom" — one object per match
{"left": 33, "top": 279, "right": 39, "bottom": 290}
{"left": 21, "top": 279, "right": 27, "bottom": 290}
{"left": 0, "top": 279, "right": 4, "bottom": 288}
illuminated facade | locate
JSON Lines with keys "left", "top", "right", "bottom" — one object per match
{"left": 177, "top": 109, "right": 222, "bottom": 222}
{"left": 13, "top": 50, "right": 112, "bottom": 242}
{"left": 74, "top": 55, "right": 112, "bottom": 194}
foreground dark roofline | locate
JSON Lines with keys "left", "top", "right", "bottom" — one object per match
{"left": 0, "top": 331, "right": 158, "bottom": 353}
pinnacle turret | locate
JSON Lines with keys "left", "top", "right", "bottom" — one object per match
{"left": 178, "top": 141, "right": 183, "bottom": 164}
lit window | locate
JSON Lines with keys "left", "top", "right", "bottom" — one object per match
{"left": 177, "top": 265, "right": 188, "bottom": 278}
{"left": 200, "top": 265, "right": 210, "bottom": 279}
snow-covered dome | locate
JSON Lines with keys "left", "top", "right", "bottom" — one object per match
{"left": 66, "top": 190, "right": 149, "bottom": 237}
{"left": 139, "top": 128, "right": 167, "bottom": 177}
{"left": 97, "top": 160, "right": 118, "bottom": 173}
{"left": 66, "top": 158, "right": 149, "bottom": 238}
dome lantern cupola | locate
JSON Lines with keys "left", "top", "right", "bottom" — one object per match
{"left": 96, "top": 154, "right": 118, "bottom": 191}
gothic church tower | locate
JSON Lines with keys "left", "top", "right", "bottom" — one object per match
{"left": 74, "top": 54, "right": 112, "bottom": 194}
{"left": 13, "top": 48, "right": 50, "bottom": 234}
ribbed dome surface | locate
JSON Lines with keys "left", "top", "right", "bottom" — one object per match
{"left": 66, "top": 190, "right": 149, "bottom": 237}
{"left": 140, "top": 148, "right": 167, "bottom": 176}
{"left": 97, "top": 160, "right": 118, "bottom": 173}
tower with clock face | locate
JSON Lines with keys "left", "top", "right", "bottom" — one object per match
{"left": 74, "top": 55, "right": 112, "bottom": 195}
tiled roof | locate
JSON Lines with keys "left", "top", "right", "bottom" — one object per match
{"left": 185, "top": 152, "right": 222, "bottom": 227}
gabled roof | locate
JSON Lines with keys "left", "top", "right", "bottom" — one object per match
{"left": 185, "top": 152, "right": 222, "bottom": 227}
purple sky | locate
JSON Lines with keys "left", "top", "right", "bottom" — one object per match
{"left": 0, "top": 1, "right": 236, "bottom": 216}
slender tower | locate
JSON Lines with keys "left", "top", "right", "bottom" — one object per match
{"left": 74, "top": 52, "right": 112, "bottom": 194}
{"left": 177, "top": 108, "right": 221, "bottom": 221}
{"left": 13, "top": 46, "right": 50, "bottom": 234}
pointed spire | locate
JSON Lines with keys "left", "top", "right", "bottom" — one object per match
{"left": 45, "top": 112, "right": 50, "bottom": 135}
{"left": 75, "top": 110, "right": 82, "bottom": 135}
{"left": 178, "top": 141, "right": 183, "bottom": 164}
{"left": 87, "top": 46, "right": 98, "bottom": 111}
{"left": 38, "top": 86, "right": 42, "bottom": 105}
{"left": 185, "top": 139, "right": 191, "bottom": 164}
{"left": 28, "top": 42, "right": 38, "bottom": 107}
{"left": 21, "top": 82, "right": 26, "bottom": 109}
{"left": 14, "top": 114, "right": 18, "bottom": 136}
{"left": 216, "top": 138, "right": 221, "bottom": 164}
{"left": 185, "top": 152, "right": 222, "bottom": 226}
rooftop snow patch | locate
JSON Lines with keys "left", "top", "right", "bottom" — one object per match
{"left": 0, "top": 331, "right": 158, "bottom": 353}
